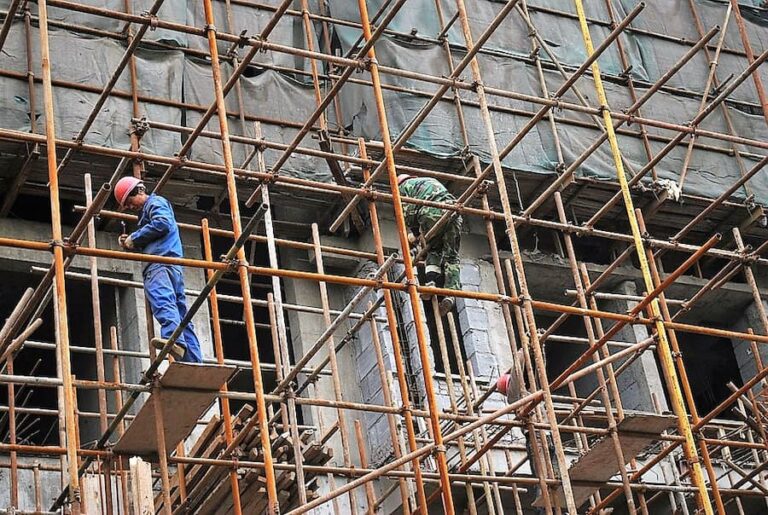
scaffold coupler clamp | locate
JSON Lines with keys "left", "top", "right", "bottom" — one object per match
{"left": 361, "top": 56, "right": 378, "bottom": 72}
{"left": 284, "top": 386, "right": 296, "bottom": 400}
{"left": 49, "top": 238, "right": 67, "bottom": 253}
{"left": 130, "top": 116, "right": 150, "bottom": 138}
{"left": 223, "top": 257, "right": 247, "bottom": 274}
{"left": 142, "top": 10, "right": 159, "bottom": 31}
{"left": 478, "top": 180, "right": 492, "bottom": 195}
{"left": 743, "top": 251, "right": 758, "bottom": 266}
{"left": 150, "top": 370, "right": 163, "bottom": 385}
{"left": 237, "top": 29, "right": 249, "bottom": 50}
{"left": 365, "top": 186, "right": 377, "bottom": 202}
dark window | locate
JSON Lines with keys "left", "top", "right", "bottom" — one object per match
{"left": 676, "top": 332, "right": 743, "bottom": 420}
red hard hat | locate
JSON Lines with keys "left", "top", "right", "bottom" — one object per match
{"left": 114, "top": 176, "right": 143, "bottom": 207}
{"left": 397, "top": 174, "right": 412, "bottom": 186}
{"left": 496, "top": 374, "right": 510, "bottom": 395}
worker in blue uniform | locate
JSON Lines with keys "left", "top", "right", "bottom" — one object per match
{"left": 114, "top": 176, "right": 203, "bottom": 363}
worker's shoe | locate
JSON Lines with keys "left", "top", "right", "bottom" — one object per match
{"left": 151, "top": 338, "right": 186, "bottom": 361}
{"left": 421, "top": 281, "right": 436, "bottom": 301}
{"left": 438, "top": 297, "right": 454, "bottom": 317}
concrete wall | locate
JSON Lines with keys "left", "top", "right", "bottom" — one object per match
{"left": 0, "top": 458, "right": 63, "bottom": 512}
{"left": 601, "top": 281, "right": 668, "bottom": 413}
{"left": 731, "top": 299, "right": 768, "bottom": 390}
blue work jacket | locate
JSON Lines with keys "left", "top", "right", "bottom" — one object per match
{"left": 130, "top": 193, "right": 183, "bottom": 272}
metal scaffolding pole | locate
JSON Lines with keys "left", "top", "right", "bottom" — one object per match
{"left": 571, "top": 0, "right": 710, "bottom": 511}
{"left": 2, "top": 1, "right": 768, "bottom": 514}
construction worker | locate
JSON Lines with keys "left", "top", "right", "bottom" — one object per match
{"left": 397, "top": 174, "right": 462, "bottom": 316}
{"left": 114, "top": 176, "right": 203, "bottom": 363}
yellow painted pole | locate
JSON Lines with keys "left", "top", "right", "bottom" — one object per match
{"left": 571, "top": 1, "right": 714, "bottom": 513}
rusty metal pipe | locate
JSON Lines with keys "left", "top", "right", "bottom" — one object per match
{"left": 587, "top": 46, "right": 768, "bottom": 227}
{"left": 328, "top": 0, "right": 528, "bottom": 232}
{"left": 673, "top": 154, "right": 768, "bottom": 241}
{"left": 55, "top": 0, "right": 166, "bottom": 174}
{"left": 0, "top": 0, "right": 22, "bottom": 54}
{"left": 273, "top": 254, "right": 397, "bottom": 393}
{"left": 244, "top": 0, "right": 412, "bottom": 206}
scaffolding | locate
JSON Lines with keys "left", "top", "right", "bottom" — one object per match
{"left": 0, "top": 0, "right": 767, "bottom": 513}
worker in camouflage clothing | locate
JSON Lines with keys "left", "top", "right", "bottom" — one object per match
{"left": 398, "top": 174, "right": 462, "bottom": 316}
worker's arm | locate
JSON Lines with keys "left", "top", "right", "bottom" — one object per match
{"left": 129, "top": 197, "right": 174, "bottom": 248}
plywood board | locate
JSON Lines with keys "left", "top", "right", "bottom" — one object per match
{"left": 114, "top": 363, "right": 234, "bottom": 456}
{"left": 81, "top": 474, "right": 103, "bottom": 515}
{"left": 130, "top": 457, "right": 154, "bottom": 515}
{"left": 534, "top": 414, "right": 676, "bottom": 509}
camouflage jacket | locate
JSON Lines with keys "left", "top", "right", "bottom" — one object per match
{"left": 399, "top": 177, "right": 456, "bottom": 229}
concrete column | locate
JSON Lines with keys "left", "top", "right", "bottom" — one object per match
{"left": 456, "top": 260, "right": 509, "bottom": 380}
{"left": 179, "top": 229, "right": 213, "bottom": 360}
{"left": 602, "top": 281, "right": 668, "bottom": 412}
{"left": 281, "top": 248, "right": 332, "bottom": 427}
{"left": 348, "top": 260, "right": 401, "bottom": 466}
{"left": 282, "top": 247, "right": 365, "bottom": 514}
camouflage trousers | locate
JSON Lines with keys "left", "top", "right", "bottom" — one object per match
{"left": 415, "top": 206, "right": 462, "bottom": 291}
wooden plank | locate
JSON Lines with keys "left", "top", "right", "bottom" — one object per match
{"left": 114, "top": 363, "right": 234, "bottom": 456}
{"left": 81, "top": 474, "right": 103, "bottom": 515}
{"left": 181, "top": 460, "right": 229, "bottom": 512}
{"left": 160, "top": 415, "right": 222, "bottom": 506}
{"left": 164, "top": 404, "right": 254, "bottom": 510}
{"left": 534, "top": 414, "right": 676, "bottom": 509}
{"left": 130, "top": 457, "right": 154, "bottom": 515}
{"left": 192, "top": 474, "right": 237, "bottom": 515}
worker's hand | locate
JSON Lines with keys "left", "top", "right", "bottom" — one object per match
{"left": 119, "top": 234, "right": 135, "bottom": 250}
{"left": 407, "top": 232, "right": 417, "bottom": 245}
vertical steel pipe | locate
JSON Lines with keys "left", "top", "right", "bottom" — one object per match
{"left": 201, "top": 0, "right": 279, "bottom": 511}
{"left": 37, "top": 0, "right": 81, "bottom": 510}
{"left": 571, "top": 1, "right": 712, "bottom": 512}
{"left": 355, "top": 0, "right": 455, "bottom": 512}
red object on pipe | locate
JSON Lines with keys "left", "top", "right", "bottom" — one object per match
{"left": 496, "top": 374, "right": 510, "bottom": 396}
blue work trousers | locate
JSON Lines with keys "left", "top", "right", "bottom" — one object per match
{"left": 144, "top": 264, "right": 203, "bottom": 363}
